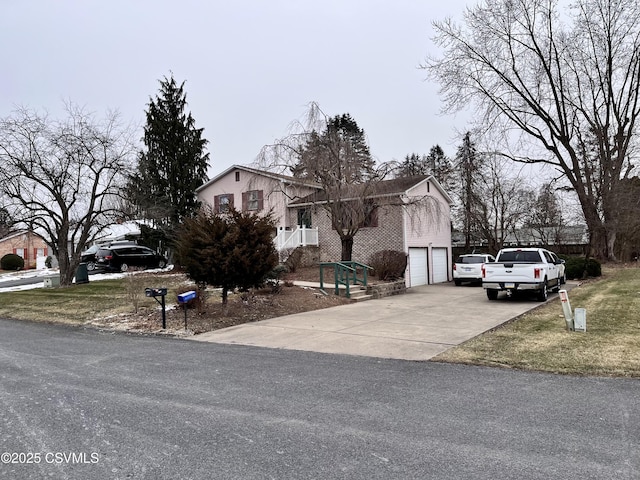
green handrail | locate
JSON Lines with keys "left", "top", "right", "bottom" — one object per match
{"left": 319, "top": 261, "right": 372, "bottom": 298}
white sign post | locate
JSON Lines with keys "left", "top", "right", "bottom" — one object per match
{"left": 559, "top": 289, "right": 574, "bottom": 331}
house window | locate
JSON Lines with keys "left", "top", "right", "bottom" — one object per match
{"left": 242, "top": 190, "right": 263, "bottom": 212}
{"left": 297, "top": 208, "right": 312, "bottom": 228}
{"left": 362, "top": 204, "right": 378, "bottom": 228}
{"left": 214, "top": 194, "right": 234, "bottom": 213}
{"left": 333, "top": 202, "right": 378, "bottom": 230}
{"left": 235, "top": 171, "right": 240, "bottom": 182}
{"left": 14, "top": 248, "right": 25, "bottom": 258}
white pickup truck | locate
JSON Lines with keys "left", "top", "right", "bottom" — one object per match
{"left": 482, "top": 247, "right": 565, "bottom": 301}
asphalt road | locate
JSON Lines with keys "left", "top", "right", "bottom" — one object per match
{"left": 0, "top": 319, "right": 638, "bottom": 480}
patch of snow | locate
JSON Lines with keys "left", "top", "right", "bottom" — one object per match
{"left": 0, "top": 264, "right": 175, "bottom": 293}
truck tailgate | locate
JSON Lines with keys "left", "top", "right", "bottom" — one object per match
{"left": 483, "top": 263, "right": 538, "bottom": 283}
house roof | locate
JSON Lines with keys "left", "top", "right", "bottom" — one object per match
{"left": 0, "top": 230, "right": 48, "bottom": 243}
{"left": 195, "top": 164, "right": 321, "bottom": 193}
{"left": 289, "top": 175, "right": 454, "bottom": 206}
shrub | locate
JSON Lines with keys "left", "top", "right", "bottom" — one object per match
{"left": 175, "top": 207, "right": 278, "bottom": 304}
{"left": 123, "top": 268, "right": 148, "bottom": 313}
{"left": 368, "top": 250, "right": 407, "bottom": 280}
{"left": 264, "top": 264, "right": 289, "bottom": 293}
{"left": 562, "top": 256, "right": 602, "bottom": 280}
{"left": 45, "top": 256, "right": 53, "bottom": 268}
{"left": 1, "top": 253, "right": 25, "bottom": 271}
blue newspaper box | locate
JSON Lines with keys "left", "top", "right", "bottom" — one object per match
{"left": 177, "top": 290, "right": 197, "bottom": 304}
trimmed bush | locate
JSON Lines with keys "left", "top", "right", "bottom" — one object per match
{"left": 561, "top": 256, "right": 602, "bottom": 280}
{"left": 368, "top": 250, "right": 407, "bottom": 281}
{"left": 264, "top": 264, "right": 290, "bottom": 293}
{"left": 1, "top": 253, "right": 25, "bottom": 271}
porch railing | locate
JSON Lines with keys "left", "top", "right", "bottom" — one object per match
{"left": 274, "top": 226, "right": 319, "bottom": 251}
{"left": 319, "top": 261, "right": 372, "bottom": 298}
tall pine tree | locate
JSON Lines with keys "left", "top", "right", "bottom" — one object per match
{"left": 454, "top": 132, "right": 483, "bottom": 251}
{"left": 127, "top": 74, "right": 209, "bottom": 247}
{"left": 291, "top": 113, "right": 375, "bottom": 185}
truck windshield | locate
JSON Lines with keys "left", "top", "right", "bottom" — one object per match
{"left": 498, "top": 251, "right": 541, "bottom": 262}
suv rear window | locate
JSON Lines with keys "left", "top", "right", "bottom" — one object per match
{"left": 457, "top": 256, "right": 485, "bottom": 264}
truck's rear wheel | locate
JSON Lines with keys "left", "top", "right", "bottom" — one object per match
{"left": 537, "top": 281, "right": 548, "bottom": 302}
{"left": 486, "top": 289, "right": 498, "bottom": 300}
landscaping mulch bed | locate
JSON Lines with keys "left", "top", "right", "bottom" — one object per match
{"left": 87, "top": 270, "right": 350, "bottom": 336}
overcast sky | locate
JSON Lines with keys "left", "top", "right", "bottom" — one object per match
{"left": 1, "top": 0, "right": 472, "bottom": 177}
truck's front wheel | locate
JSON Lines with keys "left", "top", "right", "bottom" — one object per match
{"left": 486, "top": 289, "right": 498, "bottom": 300}
{"left": 537, "top": 281, "right": 548, "bottom": 302}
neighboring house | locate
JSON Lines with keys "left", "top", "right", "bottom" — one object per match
{"left": 92, "top": 220, "right": 148, "bottom": 246}
{"left": 196, "top": 165, "right": 453, "bottom": 286}
{"left": 0, "top": 230, "right": 50, "bottom": 269}
{"left": 452, "top": 225, "right": 589, "bottom": 256}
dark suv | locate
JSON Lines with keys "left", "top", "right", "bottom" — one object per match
{"left": 95, "top": 246, "right": 167, "bottom": 272}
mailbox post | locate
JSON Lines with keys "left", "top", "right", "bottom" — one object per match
{"left": 145, "top": 287, "right": 168, "bottom": 329}
{"left": 177, "top": 290, "right": 197, "bottom": 330}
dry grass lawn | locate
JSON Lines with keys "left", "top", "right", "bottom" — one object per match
{"left": 434, "top": 265, "right": 640, "bottom": 376}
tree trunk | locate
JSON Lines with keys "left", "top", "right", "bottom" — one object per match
{"left": 341, "top": 237, "right": 354, "bottom": 261}
{"left": 221, "top": 287, "right": 228, "bottom": 305}
{"left": 57, "top": 238, "right": 73, "bottom": 287}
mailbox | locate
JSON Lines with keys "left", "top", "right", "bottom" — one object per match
{"left": 145, "top": 287, "right": 167, "bottom": 298}
{"left": 177, "top": 290, "right": 197, "bottom": 304}
{"left": 177, "top": 290, "right": 197, "bottom": 330}
{"left": 145, "top": 287, "right": 168, "bottom": 329}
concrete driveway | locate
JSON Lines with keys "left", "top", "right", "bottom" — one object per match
{"left": 192, "top": 283, "right": 574, "bottom": 361}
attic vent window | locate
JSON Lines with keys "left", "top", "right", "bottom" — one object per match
{"left": 235, "top": 171, "right": 240, "bottom": 182}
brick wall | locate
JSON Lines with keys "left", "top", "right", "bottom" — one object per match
{"left": 313, "top": 203, "right": 404, "bottom": 263}
{"left": 0, "top": 231, "right": 49, "bottom": 269}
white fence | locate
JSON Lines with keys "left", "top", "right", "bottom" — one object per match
{"left": 274, "top": 226, "right": 319, "bottom": 251}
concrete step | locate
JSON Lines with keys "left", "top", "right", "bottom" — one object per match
{"left": 347, "top": 288, "right": 373, "bottom": 302}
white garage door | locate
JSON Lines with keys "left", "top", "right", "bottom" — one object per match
{"left": 409, "top": 248, "right": 427, "bottom": 286}
{"left": 432, "top": 248, "right": 449, "bottom": 283}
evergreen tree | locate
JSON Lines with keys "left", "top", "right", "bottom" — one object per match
{"left": 454, "top": 132, "right": 484, "bottom": 250}
{"left": 176, "top": 207, "right": 278, "bottom": 304}
{"left": 393, "top": 146, "right": 454, "bottom": 190}
{"left": 292, "top": 113, "right": 375, "bottom": 185}
{"left": 0, "top": 206, "right": 12, "bottom": 238}
{"left": 127, "top": 74, "right": 210, "bottom": 243}
{"left": 425, "top": 145, "right": 455, "bottom": 191}
{"left": 394, "top": 153, "right": 430, "bottom": 177}
{"left": 290, "top": 112, "right": 378, "bottom": 260}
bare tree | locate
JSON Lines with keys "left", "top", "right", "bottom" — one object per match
{"left": 0, "top": 105, "right": 136, "bottom": 285}
{"left": 257, "top": 102, "right": 444, "bottom": 261}
{"left": 523, "top": 182, "right": 566, "bottom": 246}
{"left": 468, "top": 154, "right": 534, "bottom": 253}
{"left": 613, "top": 176, "right": 640, "bottom": 260}
{"left": 257, "top": 103, "right": 385, "bottom": 261}
{"left": 427, "top": 0, "right": 640, "bottom": 260}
